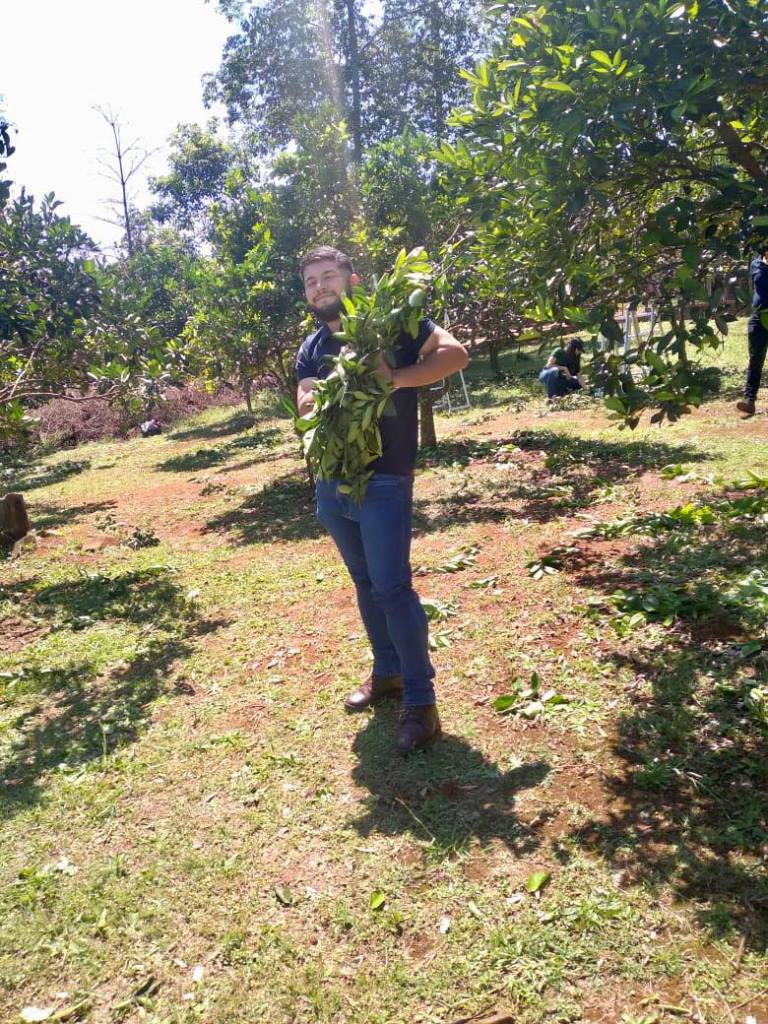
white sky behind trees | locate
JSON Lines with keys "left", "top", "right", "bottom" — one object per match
{"left": 2, "top": 0, "right": 231, "bottom": 252}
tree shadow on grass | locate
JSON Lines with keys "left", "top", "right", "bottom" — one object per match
{"left": 412, "top": 429, "right": 711, "bottom": 532}
{"left": 28, "top": 499, "right": 116, "bottom": 533}
{"left": 157, "top": 427, "right": 285, "bottom": 474}
{"left": 562, "top": 508, "right": 768, "bottom": 950}
{"left": 204, "top": 469, "right": 323, "bottom": 544}
{"left": 2, "top": 458, "right": 91, "bottom": 492}
{"left": 168, "top": 410, "right": 255, "bottom": 442}
{"left": 412, "top": 497, "right": 510, "bottom": 535}
{"left": 159, "top": 447, "right": 230, "bottom": 472}
{"left": 349, "top": 707, "right": 551, "bottom": 859}
{"left": 0, "top": 566, "right": 228, "bottom": 821}
{"left": 419, "top": 430, "right": 709, "bottom": 473}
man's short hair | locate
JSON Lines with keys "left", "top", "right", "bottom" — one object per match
{"left": 760, "top": 241, "right": 768, "bottom": 257}
{"left": 299, "top": 246, "right": 354, "bottom": 278}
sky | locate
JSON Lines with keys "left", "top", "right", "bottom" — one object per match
{"left": 2, "top": 0, "right": 232, "bottom": 251}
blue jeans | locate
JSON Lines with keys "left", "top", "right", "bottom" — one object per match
{"left": 539, "top": 367, "right": 581, "bottom": 399}
{"left": 315, "top": 474, "right": 436, "bottom": 707}
{"left": 745, "top": 313, "right": 768, "bottom": 401}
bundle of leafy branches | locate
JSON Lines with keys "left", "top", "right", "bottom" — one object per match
{"left": 296, "top": 248, "right": 432, "bottom": 501}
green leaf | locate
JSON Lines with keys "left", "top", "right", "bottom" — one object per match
{"left": 740, "top": 640, "right": 763, "bottom": 658}
{"left": 370, "top": 890, "right": 387, "bottom": 911}
{"left": 525, "top": 870, "right": 551, "bottom": 893}
{"left": 682, "top": 243, "right": 699, "bottom": 267}
{"left": 274, "top": 885, "right": 293, "bottom": 906}
{"left": 493, "top": 694, "right": 518, "bottom": 714}
{"left": 590, "top": 50, "right": 612, "bottom": 67}
{"left": 540, "top": 80, "right": 575, "bottom": 94}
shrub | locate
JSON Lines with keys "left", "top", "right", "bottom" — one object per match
{"left": 29, "top": 382, "right": 245, "bottom": 449}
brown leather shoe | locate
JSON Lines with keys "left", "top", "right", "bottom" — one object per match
{"left": 344, "top": 672, "right": 403, "bottom": 713}
{"left": 737, "top": 399, "right": 756, "bottom": 416}
{"left": 397, "top": 705, "right": 442, "bottom": 756}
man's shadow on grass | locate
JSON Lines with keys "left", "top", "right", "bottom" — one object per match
{"left": 0, "top": 566, "right": 227, "bottom": 821}
{"left": 349, "top": 708, "right": 550, "bottom": 859}
{"left": 204, "top": 469, "right": 323, "bottom": 544}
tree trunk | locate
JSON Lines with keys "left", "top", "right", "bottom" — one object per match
{"left": 243, "top": 378, "right": 254, "bottom": 416}
{"left": 429, "top": 3, "right": 444, "bottom": 137}
{"left": 489, "top": 341, "right": 501, "bottom": 378}
{"left": 418, "top": 388, "right": 437, "bottom": 449}
{"left": 0, "top": 493, "right": 30, "bottom": 542}
{"left": 344, "top": 0, "right": 363, "bottom": 164}
{"left": 118, "top": 144, "right": 134, "bottom": 258}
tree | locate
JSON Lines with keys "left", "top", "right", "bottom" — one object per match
{"left": 0, "top": 190, "right": 103, "bottom": 436}
{"left": 205, "top": 0, "right": 368, "bottom": 158}
{"left": 354, "top": 130, "right": 460, "bottom": 447}
{"left": 184, "top": 239, "right": 279, "bottom": 415}
{"left": 441, "top": 0, "right": 768, "bottom": 426}
{"left": 204, "top": 0, "right": 487, "bottom": 156}
{"left": 101, "top": 224, "right": 199, "bottom": 344}
{"left": 0, "top": 120, "right": 14, "bottom": 209}
{"left": 95, "top": 107, "right": 152, "bottom": 257}
{"left": 149, "top": 121, "right": 233, "bottom": 237}
{"left": 361, "top": 0, "right": 487, "bottom": 140}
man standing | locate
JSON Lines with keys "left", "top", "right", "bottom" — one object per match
{"left": 737, "top": 243, "right": 768, "bottom": 416}
{"left": 295, "top": 246, "right": 469, "bottom": 755}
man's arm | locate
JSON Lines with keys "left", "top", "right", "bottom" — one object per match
{"left": 752, "top": 259, "right": 768, "bottom": 307}
{"left": 297, "top": 377, "right": 318, "bottom": 417}
{"left": 387, "top": 325, "right": 469, "bottom": 389}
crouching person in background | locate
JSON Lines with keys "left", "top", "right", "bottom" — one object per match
{"left": 539, "top": 338, "right": 586, "bottom": 400}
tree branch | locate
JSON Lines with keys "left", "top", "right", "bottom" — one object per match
{"left": 716, "top": 119, "right": 767, "bottom": 184}
{"left": 1, "top": 386, "right": 123, "bottom": 406}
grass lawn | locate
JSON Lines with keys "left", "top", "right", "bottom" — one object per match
{"left": 1, "top": 321, "right": 767, "bottom": 1024}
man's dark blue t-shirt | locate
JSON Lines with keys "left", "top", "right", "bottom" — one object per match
{"left": 751, "top": 257, "right": 768, "bottom": 311}
{"left": 295, "top": 318, "right": 436, "bottom": 477}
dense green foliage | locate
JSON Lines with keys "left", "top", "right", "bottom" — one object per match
{"left": 441, "top": 0, "right": 768, "bottom": 425}
{"left": 0, "top": 191, "right": 101, "bottom": 436}
{"left": 3, "top": 0, "right": 768, "bottom": 442}
{"left": 205, "top": 0, "right": 485, "bottom": 158}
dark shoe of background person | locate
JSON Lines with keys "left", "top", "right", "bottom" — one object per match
{"left": 737, "top": 399, "right": 756, "bottom": 416}
{"left": 397, "top": 704, "right": 442, "bottom": 756}
{"left": 344, "top": 672, "right": 403, "bottom": 712}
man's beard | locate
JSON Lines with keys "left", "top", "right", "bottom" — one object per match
{"left": 308, "top": 297, "right": 344, "bottom": 323}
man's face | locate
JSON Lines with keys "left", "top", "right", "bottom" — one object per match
{"left": 303, "top": 259, "right": 352, "bottom": 322}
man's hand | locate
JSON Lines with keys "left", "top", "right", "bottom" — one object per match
{"left": 374, "top": 354, "right": 396, "bottom": 387}
{"left": 297, "top": 377, "right": 318, "bottom": 417}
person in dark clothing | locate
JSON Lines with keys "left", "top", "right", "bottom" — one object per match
{"left": 737, "top": 243, "right": 768, "bottom": 416}
{"left": 295, "top": 246, "right": 469, "bottom": 756}
{"left": 539, "top": 339, "right": 585, "bottom": 399}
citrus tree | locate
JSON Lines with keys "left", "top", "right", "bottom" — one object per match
{"left": 0, "top": 190, "right": 102, "bottom": 437}
{"left": 441, "top": 0, "right": 768, "bottom": 425}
